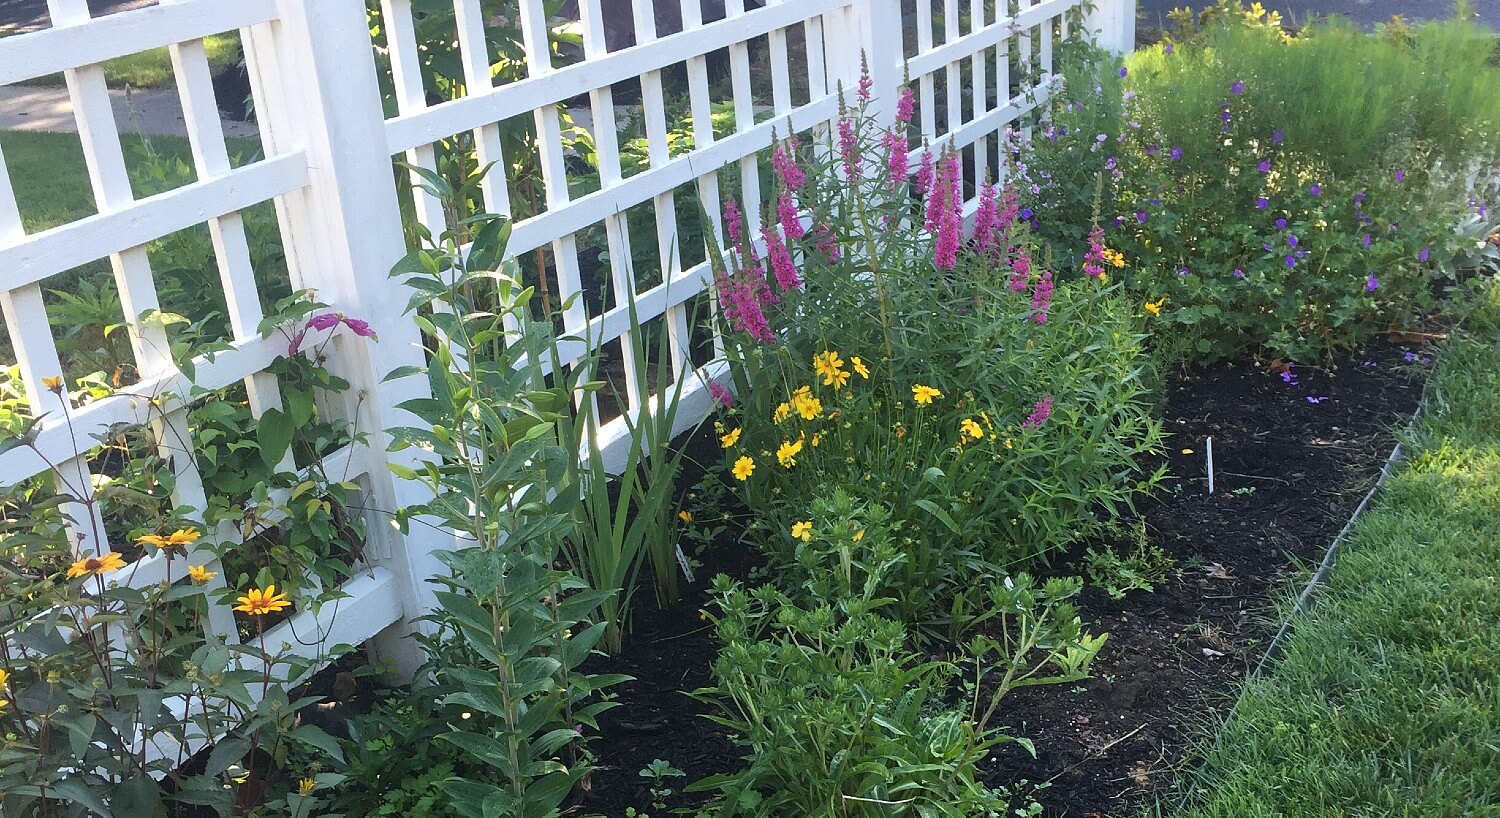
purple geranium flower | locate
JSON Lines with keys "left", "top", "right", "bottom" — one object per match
{"left": 1281, "top": 369, "right": 1298, "bottom": 384}
{"left": 1362, "top": 234, "right": 1372, "bottom": 248}
{"left": 1146, "top": 144, "right": 1160, "bottom": 156}
{"left": 1164, "top": 43, "right": 1174, "bottom": 54}
{"left": 1231, "top": 80, "right": 1246, "bottom": 95}
{"left": 1256, "top": 197, "right": 1269, "bottom": 210}
{"left": 1285, "top": 255, "right": 1297, "bottom": 268}
{"left": 1118, "top": 66, "right": 1128, "bottom": 78}
{"left": 1258, "top": 160, "right": 1271, "bottom": 173}
{"left": 1233, "top": 268, "right": 1245, "bottom": 278}
{"left": 1306, "top": 396, "right": 1328, "bottom": 404}
{"left": 1020, "top": 208, "right": 1034, "bottom": 221}
{"left": 1276, "top": 218, "right": 1288, "bottom": 229}
{"left": 1288, "top": 234, "right": 1299, "bottom": 248}
{"left": 1136, "top": 210, "right": 1148, "bottom": 223}
{"left": 1308, "top": 183, "right": 1321, "bottom": 196}
{"left": 1419, "top": 247, "right": 1430, "bottom": 262}
{"left": 1170, "top": 147, "right": 1183, "bottom": 160}
{"left": 1272, "top": 129, "right": 1284, "bottom": 143}
{"left": 1366, "top": 275, "right": 1379, "bottom": 292}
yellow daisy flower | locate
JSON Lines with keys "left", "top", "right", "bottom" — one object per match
{"left": 188, "top": 564, "right": 217, "bottom": 584}
{"left": 777, "top": 437, "right": 804, "bottom": 468}
{"left": 792, "top": 392, "right": 823, "bottom": 421}
{"left": 233, "top": 585, "right": 291, "bottom": 616}
{"left": 719, "top": 427, "right": 742, "bottom": 448}
{"left": 67, "top": 551, "right": 126, "bottom": 580}
{"left": 851, "top": 356, "right": 870, "bottom": 379}
{"left": 791, "top": 521, "right": 813, "bottom": 542}
{"left": 678, "top": 510, "right": 693, "bottom": 523}
{"left": 812, "top": 350, "right": 847, "bottom": 385}
{"left": 41, "top": 376, "right": 65, "bottom": 393}
{"left": 852, "top": 529, "right": 865, "bottom": 542}
{"left": 773, "top": 402, "right": 792, "bottom": 424}
{"left": 1144, "top": 297, "right": 1167, "bottom": 317}
{"left": 961, "top": 418, "right": 985, "bottom": 440}
{"left": 911, "top": 384, "right": 942, "bottom": 405}
{"left": 732, "top": 455, "right": 756, "bottom": 481}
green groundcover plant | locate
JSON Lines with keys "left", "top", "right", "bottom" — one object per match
{"left": 1023, "top": 2, "right": 1500, "bottom": 361}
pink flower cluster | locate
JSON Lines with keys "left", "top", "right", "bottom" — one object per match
{"left": 1009, "top": 247, "right": 1032, "bottom": 292}
{"left": 708, "top": 381, "right": 734, "bottom": 408}
{"left": 762, "top": 221, "right": 802, "bottom": 291}
{"left": 838, "top": 117, "right": 862, "bottom": 182}
{"left": 814, "top": 224, "right": 841, "bottom": 263}
{"left": 882, "top": 87, "right": 916, "bottom": 189}
{"left": 1082, "top": 225, "right": 1106, "bottom": 278}
{"left": 1022, "top": 395, "right": 1054, "bottom": 430}
{"left": 717, "top": 198, "right": 777, "bottom": 344}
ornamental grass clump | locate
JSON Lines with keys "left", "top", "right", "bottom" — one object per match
{"left": 707, "top": 82, "right": 1164, "bottom": 634}
{"left": 1024, "top": 3, "right": 1500, "bottom": 361}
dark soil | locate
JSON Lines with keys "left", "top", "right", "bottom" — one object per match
{"left": 576, "top": 339, "right": 1429, "bottom": 817}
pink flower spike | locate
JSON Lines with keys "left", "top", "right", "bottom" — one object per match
{"left": 724, "top": 198, "right": 745, "bottom": 245}
{"left": 838, "top": 117, "right": 862, "bottom": 182}
{"left": 1031, "top": 269, "right": 1053, "bottom": 323}
{"left": 895, "top": 86, "right": 916, "bottom": 125}
{"left": 857, "top": 72, "right": 874, "bottom": 103}
{"left": 1023, "top": 395, "right": 1054, "bottom": 429}
{"left": 973, "top": 182, "right": 1000, "bottom": 255}
{"left": 308, "top": 313, "right": 341, "bottom": 331}
{"left": 777, "top": 192, "right": 805, "bottom": 240}
{"left": 762, "top": 222, "right": 803, "bottom": 292}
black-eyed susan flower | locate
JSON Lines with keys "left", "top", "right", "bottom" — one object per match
{"left": 67, "top": 551, "right": 125, "bottom": 580}
{"left": 138, "top": 528, "right": 202, "bottom": 554}
{"left": 233, "top": 585, "right": 291, "bottom": 616}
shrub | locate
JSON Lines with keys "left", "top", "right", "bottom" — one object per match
{"left": 1023, "top": 5, "right": 1500, "bottom": 361}
{"left": 710, "top": 89, "right": 1164, "bottom": 633}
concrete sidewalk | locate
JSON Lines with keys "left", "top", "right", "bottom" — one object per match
{"left": 0, "top": 84, "right": 259, "bottom": 139}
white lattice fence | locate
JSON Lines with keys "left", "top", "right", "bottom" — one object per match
{"left": 0, "top": 0, "right": 1133, "bottom": 693}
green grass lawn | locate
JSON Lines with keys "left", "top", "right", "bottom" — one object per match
{"left": 1169, "top": 288, "right": 1500, "bottom": 817}
{"left": 99, "top": 34, "right": 242, "bottom": 88}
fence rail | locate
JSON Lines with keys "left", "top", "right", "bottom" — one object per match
{"left": 0, "top": 0, "right": 1133, "bottom": 693}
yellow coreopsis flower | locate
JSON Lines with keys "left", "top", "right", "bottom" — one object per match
{"left": 773, "top": 402, "right": 792, "bottom": 424}
{"left": 792, "top": 390, "right": 822, "bottom": 420}
{"left": 777, "top": 437, "right": 804, "bottom": 468}
{"left": 851, "top": 356, "right": 870, "bottom": 379}
{"left": 1102, "top": 248, "right": 1126, "bottom": 268}
{"left": 41, "top": 376, "right": 65, "bottom": 393}
{"left": 678, "top": 510, "right": 693, "bottom": 523}
{"left": 66, "top": 551, "right": 126, "bottom": 580}
{"left": 188, "top": 564, "right": 217, "bottom": 584}
{"left": 719, "top": 427, "right": 742, "bottom": 448}
{"left": 233, "top": 585, "right": 291, "bottom": 616}
{"left": 911, "top": 384, "right": 942, "bottom": 405}
{"left": 791, "top": 521, "right": 813, "bottom": 542}
{"left": 732, "top": 455, "right": 756, "bottom": 481}
{"left": 961, "top": 418, "right": 985, "bottom": 441}
{"left": 1144, "top": 297, "right": 1167, "bottom": 317}
{"left": 812, "top": 351, "right": 848, "bottom": 387}
{"left": 852, "top": 529, "right": 865, "bottom": 542}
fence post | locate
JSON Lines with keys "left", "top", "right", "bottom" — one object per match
{"left": 825, "top": 0, "right": 904, "bottom": 122}
{"left": 244, "top": 0, "right": 451, "bottom": 676}
{"left": 1086, "top": 0, "right": 1136, "bottom": 54}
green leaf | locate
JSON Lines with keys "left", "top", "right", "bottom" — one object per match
{"left": 256, "top": 407, "right": 294, "bottom": 469}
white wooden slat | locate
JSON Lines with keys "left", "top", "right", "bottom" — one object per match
{"left": 910, "top": 72, "right": 1051, "bottom": 161}
{"left": 916, "top": 1, "right": 938, "bottom": 140}
{"left": 681, "top": 0, "right": 727, "bottom": 360}
{"left": 1040, "top": 12, "right": 1054, "bottom": 79}
{"left": 575, "top": 0, "right": 641, "bottom": 407}
{"left": 768, "top": 13, "right": 793, "bottom": 115}
{"left": 380, "top": 0, "right": 447, "bottom": 239}
{"left": 0, "top": 0, "right": 278, "bottom": 87}
{"left": 1018, "top": 0, "right": 1035, "bottom": 94}
{"left": 0, "top": 153, "right": 309, "bottom": 293}
{"left": 971, "top": 0, "right": 989, "bottom": 184}
{"left": 630, "top": 0, "right": 691, "bottom": 383}
{"left": 385, "top": 0, "right": 854, "bottom": 154}
{"left": 253, "top": 566, "right": 403, "bottom": 688}
{"left": 945, "top": 0, "right": 961, "bottom": 137}
{"left": 454, "top": 0, "right": 512, "bottom": 218}
{"left": 906, "top": 0, "right": 1074, "bottom": 78}
{"left": 519, "top": 0, "right": 588, "bottom": 342}
{"left": 725, "top": 0, "right": 763, "bottom": 240}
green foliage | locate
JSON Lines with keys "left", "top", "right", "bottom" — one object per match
{"left": 1025, "top": 7, "right": 1500, "bottom": 361}
{"left": 1080, "top": 519, "right": 1175, "bottom": 600}
{"left": 386, "top": 180, "right": 624, "bottom": 817}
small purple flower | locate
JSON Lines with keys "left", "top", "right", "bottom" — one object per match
{"left": 1096, "top": 133, "right": 1108, "bottom": 143}
{"left": 1366, "top": 275, "right": 1379, "bottom": 292}
{"left": 1272, "top": 129, "right": 1285, "bottom": 143}
{"left": 1231, "top": 80, "right": 1246, "bottom": 95}
{"left": 1306, "top": 396, "right": 1328, "bottom": 404}
{"left": 1221, "top": 111, "right": 1232, "bottom": 122}
{"left": 1419, "top": 247, "right": 1430, "bottom": 262}
{"left": 1233, "top": 268, "right": 1245, "bottom": 278}
{"left": 308, "top": 313, "right": 341, "bottom": 331}
{"left": 1020, "top": 207, "right": 1034, "bottom": 221}
{"left": 1118, "top": 66, "right": 1128, "bottom": 78}
{"left": 1288, "top": 235, "right": 1299, "bottom": 248}
{"left": 1170, "top": 147, "right": 1183, "bottom": 160}
{"left": 1394, "top": 169, "right": 1404, "bottom": 183}
{"left": 1136, "top": 210, "right": 1149, "bottom": 223}
{"left": 1364, "top": 361, "right": 1378, "bottom": 367}
{"left": 1402, "top": 351, "right": 1419, "bottom": 362}
{"left": 1362, "top": 234, "right": 1372, "bottom": 249}
{"left": 1106, "top": 156, "right": 1118, "bottom": 171}
{"left": 1285, "top": 256, "right": 1297, "bottom": 268}
{"left": 1256, "top": 197, "right": 1269, "bottom": 210}
{"left": 1258, "top": 160, "right": 1271, "bottom": 173}
{"left": 1308, "top": 183, "right": 1321, "bottom": 197}
{"left": 1146, "top": 144, "right": 1160, "bottom": 156}
{"left": 1164, "top": 43, "right": 1174, "bottom": 54}
{"left": 1354, "top": 192, "right": 1366, "bottom": 203}
{"left": 1281, "top": 369, "right": 1298, "bottom": 384}
{"left": 1275, "top": 218, "right": 1288, "bottom": 229}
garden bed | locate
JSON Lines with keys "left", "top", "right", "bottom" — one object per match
{"left": 576, "top": 338, "right": 1428, "bottom": 817}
